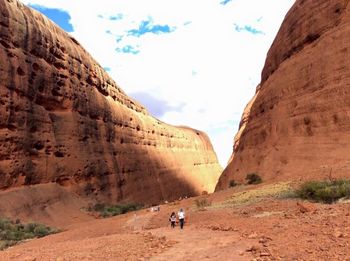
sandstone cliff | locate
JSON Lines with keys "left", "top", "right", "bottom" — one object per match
{"left": 0, "top": 0, "right": 222, "bottom": 204}
{"left": 216, "top": 0, "right": 350, "bottom": 189}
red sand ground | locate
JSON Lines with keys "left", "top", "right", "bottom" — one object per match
{"left": 0, "top": 183, "right": 350, "bottom": 260}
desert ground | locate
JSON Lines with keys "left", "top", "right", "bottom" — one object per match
{"left": 0, "top": 182, "right": 349, "bottom": 261}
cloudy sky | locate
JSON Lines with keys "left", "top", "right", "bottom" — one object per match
{"left": 20, "top": 0, "right": 295, "bottom": 167}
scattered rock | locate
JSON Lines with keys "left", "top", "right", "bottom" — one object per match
{"left": 296, "top": 202, "right": 312, "bottom": 213}
{"left": 260, "top": 251, "right": 271, "bottom": 257}
{"left": 334, "top": 231, "right": 344, "bottom": 238}
{"left": 248, "top": 233, "right": 258, "bottom": 239}
{"left": 246, "top": 245, "right": 260, "bottom": 253}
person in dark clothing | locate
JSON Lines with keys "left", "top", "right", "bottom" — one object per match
{"left": 169, "top": 212, "right": 176, "bottom": 228}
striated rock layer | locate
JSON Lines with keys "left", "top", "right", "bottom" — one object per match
{"left": 0, "top": 0, "right": 222, "bottom": 204}
{"left": 217, "top": 0, "right": 350, "bottom": 189}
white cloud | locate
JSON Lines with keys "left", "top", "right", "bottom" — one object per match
{"left": 21, "top": 0, "right": 295, "bottom": 166}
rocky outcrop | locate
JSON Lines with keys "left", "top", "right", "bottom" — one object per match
{"left": 0, "top": 0, "right": 222, "bottom": 204}
{"left": 216, "top": 0, "right": 350, "bottom": 189}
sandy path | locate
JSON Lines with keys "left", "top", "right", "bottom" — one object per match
{"left": 126, "top": 211, "right": 250, "bottom": 260}
{"left": 149, "top": 226, "right": 249, "bottom": 261}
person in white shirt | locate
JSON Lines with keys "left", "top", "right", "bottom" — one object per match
{"left": 178, "top": 208, "right": 185, "bottom": 229}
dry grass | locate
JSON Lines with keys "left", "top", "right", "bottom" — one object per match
{"left": 213, "top": 182, "right": 294, "bottom": 209}
{"left": 194, "top": 198, "right": 212, "bottom": 210}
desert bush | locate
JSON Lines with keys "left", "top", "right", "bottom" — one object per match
{"left": 90, "top": 202, "right": 143, "bottom": 218}
{"left": 0, "top": 219, "right": 11, "bottom": 231}
{"left": 0, "top": 219, "right": 58, "bottom": 250}
{"left": 296, "top": 179, "right": 350, "bottom": 204}
{"left": 194, "top": 198, "right": 212, "bottom": 210}
{"left": 229, "top": 180, "right": 238, "bottom": 188}
{"left": 33, "top": 225, "right": 52, "bottom": 238}
{"left": 246, "top": 173, "right": 262, "bottom": 185}
{"left": 24, "top": 223, "right": 37, "bottom": 233}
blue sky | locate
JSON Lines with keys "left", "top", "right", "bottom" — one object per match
{"left": 220, "top": 0, "right": 233, "bottom": 5}
{"left": 29, "top": 4, "right": 73, "bottom": 32}
{"left": 21, "top": 0, "right": 295, "bottom": 166}
{"left": 130, "top": 92, "right": 185, "bottom": 118}
{"left": 116, "top": 45, "right": 140, "bottom": 55}
{"left": 128, "top": 18, "right": 176, "bottom": 37}
{"left": 234, "top": 24, "right": 264, "bottom": 34}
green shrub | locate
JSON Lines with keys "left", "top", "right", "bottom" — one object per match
{"left": 229, "top": 180, "right": 238, "bottom": 188}
{"left": 90, "top": 202, "right": 143, "bottom": 218}
{"left": 24, "top": 223, "right": 37, "bottom": 234}
{"left": 194, "top": 198, "right": 212, "bottom": 210}
{"left": 33, "top": 225, "right": 51, "bottom": 238}
{"left": 296, "top": 179, "right": 350, "bottom": 204}
{"left": 0, "top": 219, "right": 11, "bottom": 231}
{"left": 4, "top": 230, "right": 24, "bottom": 241}
{"left": 0, "top": 219, "right": 58, "bottom": 250}
{"left": 246, "top": 173, "right": 262, "bottom": 185}
{"left": 119, "top": 203, "right": 143, "bottom": 213}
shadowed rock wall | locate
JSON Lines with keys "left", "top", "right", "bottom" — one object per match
{"left": 0, "top": 0, "right": 222, "bottom": 204}
{"left": 217, "top": 0, "right": 350, "bottom": 190}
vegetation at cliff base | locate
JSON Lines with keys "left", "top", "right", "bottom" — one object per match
{"left": 89, "top": 203, "right": 143, "bottom": 218}
{"left": 296, "top": 179, "right": 350, "bottom": 204}
{"left": 0, "top": 218, "right": 59, "bottom": 250}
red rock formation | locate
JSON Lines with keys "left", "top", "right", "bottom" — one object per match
{"left": 0, "top": 0, "right": 222, "bottom": 204}
{"left": 217, "top": 0, "right": 350, "bottom": 189}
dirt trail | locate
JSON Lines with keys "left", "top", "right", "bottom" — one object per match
{"left": 126, "top": 211, "right": 249, "bottom": 260}
{"left": 0, "top": 210, "right": 252, "bottom": 261}
{"left": 149, "top": 226, "right": 248, "bottom": 260}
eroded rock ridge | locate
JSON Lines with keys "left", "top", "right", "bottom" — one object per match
{"left": 0, "top": 0, "right": 222, "bottom": 203}
{"left": 217, "top": 0, "right": 350, "bottom": 189}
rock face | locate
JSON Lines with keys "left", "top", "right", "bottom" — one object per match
{"left": 0, "top": 0, "right": 222, "bottom": 204}
{"left": 216, "top": 0, "right": 350, "bottom": 189}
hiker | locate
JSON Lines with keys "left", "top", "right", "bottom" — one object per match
{"left": 169, "top": 212, "right": 176, "bottom": 228}
{"left": 178, "top": 208, "right": 185, "bottom": 229}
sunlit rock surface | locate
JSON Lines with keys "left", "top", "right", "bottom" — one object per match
{"left": 0, "top": 0, "right": 222, "bottom": 204}
{"left": 217, "top": 0, "right": 350, "bottom": 190}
